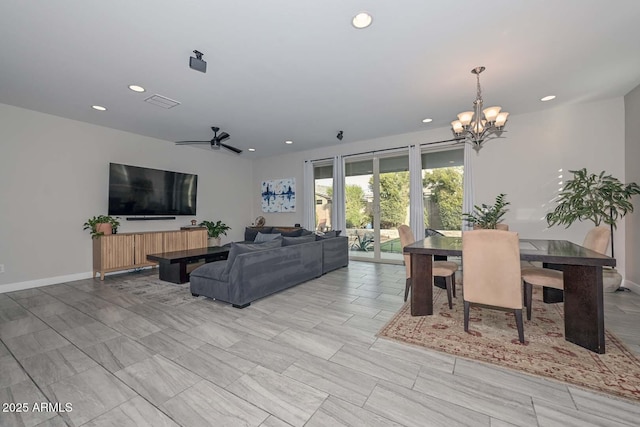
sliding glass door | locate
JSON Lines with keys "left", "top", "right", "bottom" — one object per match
{"left": 312, "top": 146, "right": 463, "bottom": 265}
{"left": 345, "top": 151, "right": 409, "bottom": 262}
{"left": 313, "top": 162, "right": 333, "bottom": 232}
{"left": 422, "top": 147, "right": 464, "bottom": 237}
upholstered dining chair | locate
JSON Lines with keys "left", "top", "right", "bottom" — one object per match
{"left": 463, "top": 229, "right": 525, "bottom": 343}
{"left": 398, "top": 225, "right": 458, "bottom": 309}
{"left": 521, "top": 226, "right": 610, "bottom": 320}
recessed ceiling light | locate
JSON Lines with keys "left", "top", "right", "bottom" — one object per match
{"left": 422, "top": 118, "right": 433, "bottom": 123}
{"left": 352, "top": 12, "right": 373, "bottom": 29}
{"left": 541, "top": 95, "right": 556, "bottom": 102}
{"left": 285, "top": 140, "right": 293, "bottom": 145}
{"left": 248, "top": 148, "right": 256, "bottom": 152}
{"left": 128, "top": 84, "right": 145, "bottom": 93}
{"left": 91, "top": 105, "right": 107, "bottom": 111}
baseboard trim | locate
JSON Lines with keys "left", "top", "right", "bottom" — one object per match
{"left": 0, "top": 272, "right": 94, "bottom": 294}
{"left": 623, "top": 279, "right": 640, "bottom": 294}
{"left": 0, "top": 266, "right": 157, "bottom": 294}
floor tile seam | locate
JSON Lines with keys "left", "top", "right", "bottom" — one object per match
{"left": 371, "top": 380, "right": 498, "bottom": 425}
{"left": 565, "top": 386, "right": 640, "bottom": 423}
{"left": 14, "top": 296, "right": 169, "bottom": 414}
{"left": 326, "top": 351, "right": 417, "bottom": 387}
{"left": 48, "top": 288, "right": 141, "bottom": 327}
{"left": 112, "top": 353, "right": 203, "bottom": 406}
{"left": 413, "top": 363, "right": 542, "bottom": 422}
{"left": 135, "top": 327, "right": 207, "bottom": 360}
{"left": 76, "top": 393, "right": 183, "bottom": 427}
{"left": 0, "top": 332, "right": 77, "bottom": 423}
{"left": 450, "top": 357, "right": 579, "bottom": 411}
{"left": 220, "top": 369, "right": 322, "bottom": 424}
{"left": 529, "top": 394, "right": 636, "bottom": 427}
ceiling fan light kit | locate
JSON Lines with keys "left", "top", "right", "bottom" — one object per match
{"left": 451, "top": 66, "right": 509, "bottom": 152}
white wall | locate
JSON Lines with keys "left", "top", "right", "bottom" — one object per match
{"left": 251, "top": 97, "right": 627, "bottom": 272}
{"left": 0, "top": 104, "right": 253, "bottom": 291}
{"left": 625, "top": 83, "right": 640, "bottom": 290}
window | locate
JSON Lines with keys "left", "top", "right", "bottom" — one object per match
{"left": 313, "top": 163, "right": 333, "bottom": 232}
{"left": 421, "top": 148, "right": 464, "bottom": 237}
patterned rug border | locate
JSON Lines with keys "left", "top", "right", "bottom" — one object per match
{"left": 377, "top": 292, "right": 640, "bottom": 403}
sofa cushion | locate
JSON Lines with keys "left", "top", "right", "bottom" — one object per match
{"left": 273, "top": 228, "right": 304, "bottom": 237}
{"left": 254, "top": 232, "right": 282, "bottom": 242}
{"left": 282, "top": 235, "right": 317, "bottom": 246}
{"left": 223, "top": 239, "right": 282, "bottom": 275}
{"left": 244, "top": 227, "right": 273, "bottom": 241}
{"left": 300, "top": 229, "right": 314, "bottom": 236}
{"left": 190, "top": 260, "right": 229, "bottom": 281}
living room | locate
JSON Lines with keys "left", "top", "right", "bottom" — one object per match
{"left": 2, "top": 2, "right": 640, "bottom": 426}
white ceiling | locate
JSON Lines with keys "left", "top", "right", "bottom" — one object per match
{"left": 2, "top": 1, "right": 640, "bottom": 158}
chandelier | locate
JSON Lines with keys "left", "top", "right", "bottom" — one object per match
{"left": 451, "top": 66, "right": 509, "bottom": 152}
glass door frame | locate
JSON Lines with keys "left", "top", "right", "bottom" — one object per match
{"left": 346, "top": 148, "right": 408, "bottom": 264}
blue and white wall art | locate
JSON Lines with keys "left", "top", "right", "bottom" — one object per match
{"left": 261, "top": 178, "right": 296, "bottom": 212}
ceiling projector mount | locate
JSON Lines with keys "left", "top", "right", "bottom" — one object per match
{"left": 175, "top": 126, "right": 242, "bottom": 154}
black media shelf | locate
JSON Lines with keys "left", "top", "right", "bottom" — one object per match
{"left": 126, "top": 217, "right": 176, "bottom": 221}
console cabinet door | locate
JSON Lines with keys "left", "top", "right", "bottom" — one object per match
{"left": 163, "top": 231, "right": 188, "bottom": 252}
{"left": 135, "top": 233, "right": 163, "bottom": 266}
{"left": 186, "top": 229, "right": 208, "bottom": 249}
{"left": 98, "top": 235, "right": 135, "bottom": 269}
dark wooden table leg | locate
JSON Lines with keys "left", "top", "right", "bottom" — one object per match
{"left": 158, "top": 261, "right": 189, "bottom": 284}
{"left": 563, "top": 265, "right": 605, "bottom": 354}
{"left": 411, "top": 253, "right": 433, "bottom": 316}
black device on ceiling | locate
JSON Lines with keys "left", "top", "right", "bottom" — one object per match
{"left": 189, "top": 50, "right": 207, "bottom": 73}
{"left": 108, "top": 163, "right": 198, "bottom": 217}
{"left": 175, "top": 126, "right": 242, "bottom": 154}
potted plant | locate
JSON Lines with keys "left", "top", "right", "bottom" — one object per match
{"left": 546, "top": 168, "right": 640, "bottom": 291}
{"left": 199, "top": 220, "right": 231, "bottom": 246}
{"left": 462, "top": 193, "right": 510, "bottom": 229}
{"left": 83, "top": 215, "right": 120, "bottom": 239}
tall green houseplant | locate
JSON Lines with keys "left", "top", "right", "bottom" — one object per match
{"left": 462, "top": 193, "right": 510, "bottom": 229}
{"left": 546, "top": 168, "right": 640, "bottom": 257}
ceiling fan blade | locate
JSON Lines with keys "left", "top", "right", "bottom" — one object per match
{"left": 220, "top": 143, "right": 242, "bottom": 154}
{"left": 217, "top": 132, "right": 230, "bottom": 142}
{"left": 175, "top": 140, "right": 212, "bottom": 145}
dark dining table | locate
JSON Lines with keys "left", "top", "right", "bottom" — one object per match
{"left": 403, "top": 236, "right": 616, "bottom": 354}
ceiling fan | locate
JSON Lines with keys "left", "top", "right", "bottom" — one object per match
{"left": 175, "top": 126, "right": 242, "bottom": 154}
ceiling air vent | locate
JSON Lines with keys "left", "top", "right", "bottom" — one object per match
{"left": 144, "top": 94, "right": 181, "bottom": 109}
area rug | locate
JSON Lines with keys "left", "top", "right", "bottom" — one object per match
{"left": 107, "top": 272, "right": 204, "bottom": 307}
{"left": 377, "top": 285, "right": 640, "bottom": 402}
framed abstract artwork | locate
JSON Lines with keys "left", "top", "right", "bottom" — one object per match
{"left": 262, "top": 178, "right": 296, "bottom": 212}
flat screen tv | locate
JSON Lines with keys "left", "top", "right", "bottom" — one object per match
{"left": 108, "top": 163, "right": 197, "bottom": 216}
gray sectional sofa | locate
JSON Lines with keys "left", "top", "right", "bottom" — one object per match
{"left": 189, "top": 232, "right": 348, "bottom": 308}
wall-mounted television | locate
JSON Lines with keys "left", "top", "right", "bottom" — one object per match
{"left": 108, "top": 163, "right": 197, "bottom": 216}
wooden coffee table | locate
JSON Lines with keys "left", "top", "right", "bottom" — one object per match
{"left": 147, "top": 246, "right": 229, "bottom": 284}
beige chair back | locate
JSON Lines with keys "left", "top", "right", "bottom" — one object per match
{"left": 582, "top": 226, "right": 610, "bottom": 255}
{"left": 398, "top": 225, "right": 415, "bottom": 278}
{"left": 462, "top": 229, "right": 523, "bottom": 309}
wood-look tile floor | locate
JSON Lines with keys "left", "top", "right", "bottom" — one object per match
{"left": 1, "top": 261, "right": 640, "bottom": 426}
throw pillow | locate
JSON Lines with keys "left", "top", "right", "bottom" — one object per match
{"left": 244, "top": 227, "right": 273, "bottom": 242}
{"left": 300, "top": 229, "right": 314, "bottom": 236}
{"left": 282, "top": 235, "right": 317, "bottom": 246}
{"left": 273, "top": 228, "right": 303, "bottom": 237}
{"left": 223, "top": 239, "right": 282, "bottom": 275}
{"left": 254, "top": 232, "right": 282, "bottom": 242}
